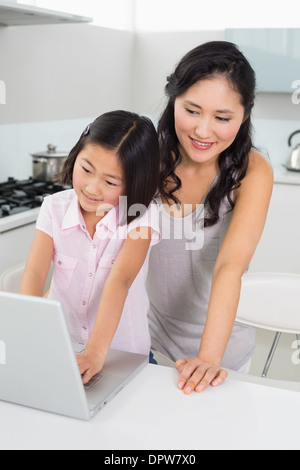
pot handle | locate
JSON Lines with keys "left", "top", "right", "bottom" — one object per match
{"left": 288, "top": 130, "right": 300, "bottom": 147}
{"left": 33, "top": 158, "right": 48, "bottom": 164}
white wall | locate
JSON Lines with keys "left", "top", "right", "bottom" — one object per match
{"left": 132, "top": 30, "right": 224, "bottom": 118}
{"left": 0, "top": 22, "right": 134, "bottom": 180}
{"left": 18, "top": 0, "right": 300, "bottom": 31}
{"left": 133, "top": 0, "right": 300, "bottom": 31}
{"left": 0, "top": 24, "right": 134, "bottom": 125}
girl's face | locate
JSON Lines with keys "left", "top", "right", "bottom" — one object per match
{"left": 174, "top": 76, "right": 246, "bottom": 167}
{"left": 72, "top": 143, "right": 125, "bottom": 217}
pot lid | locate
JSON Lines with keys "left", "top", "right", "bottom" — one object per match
{"left": 31, "top": 144, "right": 69, "bottom": 158}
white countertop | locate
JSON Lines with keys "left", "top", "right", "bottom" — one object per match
{"left": 1, "top": 364, "right": 300, "bottom": 451}
{"left": 274, "top": 165, "right": 300, "bottom": 185}
{"left": 0, "top": 207, "right": 39, "bottom": 233}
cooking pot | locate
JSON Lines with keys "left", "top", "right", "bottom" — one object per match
{"left": 31, "top": 144, "right": 69, "bottom": 182}
{"left": 285, "top": 130, "right": 300, "bottom": 172}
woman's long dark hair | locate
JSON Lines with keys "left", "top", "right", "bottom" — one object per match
{"left": 158, "top": 41, "right": 256, "bottom": 227}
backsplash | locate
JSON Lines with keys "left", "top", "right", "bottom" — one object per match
{"left": 252, "top": 118, "right": 300, "bottom": 168}
{"left": 0, "top": 116, "right": 299, "bottom": 182}
{"left": 0, "top": 117, "right": 93, "bottom": 181}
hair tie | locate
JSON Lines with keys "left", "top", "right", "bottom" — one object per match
{"left": 83, "top": 124, "right": 91, "bottom": 136}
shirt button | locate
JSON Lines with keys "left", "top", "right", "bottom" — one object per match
{"left": 111, "top": 260, "right": 115, "bottom": 265}
{"left": 82, "top": 300, "right": 87, "bottom": 306}
{"left": 89, "top": 273, "right": 93, "bottom": 278}
{"left": 58, "top": 261, "right": 62, "bottom": 265}
{"left": 82, "top": 326, "right": 87, "bottom": 330}
{"left": 92, "top": 244, "right": 96, "bottom": 249}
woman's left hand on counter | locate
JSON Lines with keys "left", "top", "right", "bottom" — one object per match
{"left": 176, "top": 357, "right": 228, "bottom": 394}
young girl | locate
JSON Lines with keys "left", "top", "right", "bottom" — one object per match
{"left": 19, "top": 110, "right": 161, "bottom": 385}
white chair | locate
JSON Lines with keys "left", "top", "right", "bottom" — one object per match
{"left": 236, "top": 272, "right": 300, "bottom": 378}
{"left": 0, "top": 263, "right": 53, "bottom": 295}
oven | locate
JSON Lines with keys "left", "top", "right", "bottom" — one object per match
{"left": 0, "top": 177, "right": 70, "bottom": 276}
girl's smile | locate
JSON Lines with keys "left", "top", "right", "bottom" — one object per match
{"left": 82, "top": 191, "right": 103, "bottom": 204}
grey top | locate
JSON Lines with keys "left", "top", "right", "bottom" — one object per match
{"left": 146, "top": 194, "right": 255, "bottom": 371}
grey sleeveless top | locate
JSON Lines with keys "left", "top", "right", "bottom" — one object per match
{"left": 146, "top": 193, "right": 255, "bottom": 371}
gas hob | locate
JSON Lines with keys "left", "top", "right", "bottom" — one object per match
{"left": 0, "top": 177, "right": 71, "bottom": 233}
{"left": 0, "top": 177, "right": 70, "bottom": 219}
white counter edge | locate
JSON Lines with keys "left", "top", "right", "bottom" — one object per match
{"left": 273, "top": 165, "right": 300, "bottom": 185}
{"left": 0, "top": 207, "right": 39, "bottom": 233}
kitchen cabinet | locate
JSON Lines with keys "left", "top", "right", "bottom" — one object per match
{"left": 249, "top": 171, "right": 300, "bottom": 274}
{"left": 0, "top": 221, "right": 36, "bottom": 275}
{"left": 0, "top": 0, "right": 92, "bottom": 26}
{"left": 225, "top": 29, "right": 300, "bottom": 92}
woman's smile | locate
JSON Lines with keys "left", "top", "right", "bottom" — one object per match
{"left": 190, "top": 137, "right": 216, "bottom": 151}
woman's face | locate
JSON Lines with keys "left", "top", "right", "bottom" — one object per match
{"left": 174, "top": 76, "right": 246, "bottom": 167}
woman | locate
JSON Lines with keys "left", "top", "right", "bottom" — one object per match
{"left": 147, "top": 41, "right": 273, "bottom": 394}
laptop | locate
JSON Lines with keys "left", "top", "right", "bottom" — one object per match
{"left": 0, "top": 292, "right": 148, "bottom": 420}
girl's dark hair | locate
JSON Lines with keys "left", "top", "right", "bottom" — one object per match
{"left": 61, "top": 110, "right": 160, "bottom": 224}
{"left": 158, "top": 41, "right": 256, "bottom": 227}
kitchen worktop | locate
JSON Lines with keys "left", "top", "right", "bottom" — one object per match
{"left": 1, "top": 364, "right": 300, "bottom": 450}
{"left": 0, "top": 207, "right": 39, "bottom": 233}
{"left": 274, "top": 165, "right": 300, "bottom": 185}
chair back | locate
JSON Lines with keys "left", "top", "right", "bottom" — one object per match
{"left": 0, "top": 263, "right": 53, "bottom": 294}
{"left": 236, "top": 272, "right": 300, "bottom": 334}
{"left": 0, "top": 264, "right": 26, "bottom": 293}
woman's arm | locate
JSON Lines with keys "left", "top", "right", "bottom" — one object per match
{"left": 77, "top": 226, "right": 152, "bottom": 385}
{"left": 177, "top": 151, "right": 274, "bottom": 394}
{"left": 19, "top": 230, "right": 54, "bottom": 297}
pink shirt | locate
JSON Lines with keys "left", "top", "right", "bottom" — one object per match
{"left": 36, "top": 189, "right": 160, "bottom": 355}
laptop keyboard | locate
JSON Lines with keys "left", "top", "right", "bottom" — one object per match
{"left": 83, "top": 372, "right": 103, "bottom": 390}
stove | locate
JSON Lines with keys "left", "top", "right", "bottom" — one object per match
{"left": 0, "top": 177, "right": 72, "bottom": 275}
{"left": 0, "top": 177, "right": 70, "bottom": 219}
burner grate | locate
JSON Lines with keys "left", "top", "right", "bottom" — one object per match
{"left": 0, "top": 177, "right": 71, "bottom": 219}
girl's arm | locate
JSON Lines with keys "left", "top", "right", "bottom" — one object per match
{"left": 176, "top": 151, "right": 274, "bottom": 394}
{"left": 77, "top": 226, "right": 153, "bottom": 385}
{"left": 19, "top": 230, "right": 54, "bottom": 297}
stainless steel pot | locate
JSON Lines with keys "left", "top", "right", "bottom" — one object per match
{"left": 31, "top": 144, "right": 69, "bottom": 182}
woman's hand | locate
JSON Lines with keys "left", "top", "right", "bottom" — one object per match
{"left": 176, "top": 357, "right": 228, "bottom": 394}
{"left": 76, "top": 348, "right": 105, "bottom": 385}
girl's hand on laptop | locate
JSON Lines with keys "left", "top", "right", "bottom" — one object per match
{"left": 76, "top": 348, "right": 105, "bottom": 385}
